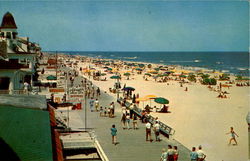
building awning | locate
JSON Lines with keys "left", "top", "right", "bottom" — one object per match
{"left": 0, "top": 105, "right": 53, "bottom": 161}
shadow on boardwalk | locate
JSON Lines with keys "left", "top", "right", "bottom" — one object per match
{"left": 77, "top": 91, "right": 191, "bottom": 161}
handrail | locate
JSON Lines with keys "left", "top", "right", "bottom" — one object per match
{"left": 94, "top": 139, "right": 109, "bottom": 161}
{"left": 117, "top": 97, "right": 175, "bottom": 138}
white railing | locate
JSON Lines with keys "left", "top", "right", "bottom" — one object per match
{"left": 94, "top": 139, "right": 109, "bottom": 161}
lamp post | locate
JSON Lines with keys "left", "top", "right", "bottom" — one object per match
{"left": 84, "top": 92, "right": 87, "bottom": 131}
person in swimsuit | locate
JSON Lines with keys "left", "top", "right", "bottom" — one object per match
{"left": 226, "top": 127, "right": 239, "bottom": 145}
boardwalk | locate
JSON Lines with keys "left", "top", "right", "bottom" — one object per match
{"left": 64, "top": 72, "right": 191, "bottom": 161}
{"left": 76, "top": 93, "right": 190, "bottom": 161}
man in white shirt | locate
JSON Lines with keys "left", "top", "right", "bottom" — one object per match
{"left": 197, "top": 145, "right": 206, "bottom": 161}
{"left": 145, "top": 121, "right": 152, "bottom": 142}
{"left": 154, "top": 121, "right": 160, "bottom": 141}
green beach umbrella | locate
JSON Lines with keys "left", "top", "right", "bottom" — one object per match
{"left": 157, "top": 73, "right": 168, "bottom": 77}
{"left": 138, "top": 64, "right": 145, "bottom": 68}
{"left": 144, "top": 73, "right": 152, "bottom": 76}
{"left": 154, "top": 68, "right": 160, "bottom": 71}
{"left": 124, "top": 73, "right": 131, "bottom": 76}
{"left": 180, "top": 75, "right": 187, "bottom": 78}
{"left": 110, "top": 75, "right": 121, "bottom": 79}
{"left": 151, "top": 71, "right": 158, "bottom": 74}
{"left": 46, "top": 75, "right": 57, "bottom": 80}
{"left": 101, "top": 73, "right": 107, "bottom": 76}
{"left": 107, "top": 68, "right": 112, "bottom": 71}
{"left": 135, "top": 68, "right": 143, "bottom": 71}
{"left": 154, "top": 97, "right": 169, "bottom": 104}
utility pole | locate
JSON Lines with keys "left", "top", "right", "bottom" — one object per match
{"left": 55, "top": 51, "right": 58, "bottom": 80}
{"left": 85, "top": 92, "right": 87, "bottom": 131}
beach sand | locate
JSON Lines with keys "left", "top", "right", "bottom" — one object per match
{"left": 66, "top": 56, "right": 249, "bottom": 161}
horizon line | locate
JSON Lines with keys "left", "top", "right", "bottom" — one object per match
{"left": 43, "top": 50, "right": 249, "bottom": 53}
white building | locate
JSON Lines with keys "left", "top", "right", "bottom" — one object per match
{"left": 0, "top": 12, "right": 41, "bottom": 94}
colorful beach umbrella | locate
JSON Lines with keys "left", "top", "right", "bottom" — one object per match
{"left": 154, "top": 97, "right": 169, "bottom": 104}
{"left": 144, "top": 95, "right": 157, "bottom": 99}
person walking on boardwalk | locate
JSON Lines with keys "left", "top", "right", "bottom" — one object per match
{"left": 145, "top": 121, "right": 152, "bottom": 142}
{"left": 110, "top": 124, "right": 117, "bottom": 145}
{"left": 173, "top": 146, "right": 179, "bottom": 161}
{"left": 132, "top": 113, "right": 138, "bottom": 129}
{"left": 190, "top": 147, "right": 198, "bottom": 161}
{"left": 89, "top": 97, "right": 94, "bottom": 112}
{"left": 94, "top": 99, "right": 99, "bottom": 111}
{"left": 121, "top": 113, "right": 126, "bottom": 129}
{"left": 167, "top": 145, "right": 174, "bottom": 161}
{"left": 160, "top": 148, "right": 168, "bottom": 161}
{"left": 96, "top": 87, "right": 101, "bottom": 97}
{"left": 197, "top": 145, "right": 206, "bottom": 161}
{"left": 226, "top": 127, "right": 239, "bottom": 145}
{"left": 153, "top": 120, "right": 160, "bottom": 141}
{"left": 125, "top": 113, "right": 130, "bottom": 129}
{"left": 110, "top": 102, "right": 115, "bottom": 117}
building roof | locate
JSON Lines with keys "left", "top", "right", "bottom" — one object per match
{"left": 0, "top": 105, "right": 53, "bottom": 161}
{"left": 0, "top": 95, "right": 47, "bottom": 110}
{"left": 1, "top": 12, "right": 17, "bottom": 29}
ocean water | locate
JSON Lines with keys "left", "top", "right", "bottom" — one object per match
{"left": 55, "top": 51, "right": 249, "bottom": 76}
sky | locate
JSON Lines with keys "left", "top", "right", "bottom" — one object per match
{"left": 0, "top": 0, "right": 248, "bottom": 52}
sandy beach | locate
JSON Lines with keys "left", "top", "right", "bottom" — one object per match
{"left": 62, "top": 55, "right": 250, "bottom": 161}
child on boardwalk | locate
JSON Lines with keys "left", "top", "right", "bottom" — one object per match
{"left": 104, "top": 107, "right": 107, "bottom": 117}
{"left": 110, "top": 124, "right": 117, "bottom": 145}
{"left": 167, "top": 145, "right": 174, "bottom": 161}
{"left": 108, "top": 108, "right": 111, "bottom": 117}
{"left": 99, "top": 106, "right": 103, "bottom": 117}
{"left": 160, "top": 148, "right": 168, "bottom": 161}
{"left": 190, "top": 147, "right": 198, "bottom": 161}
{"left": 173, "top": 146, "right": 179, "bottom": 161}
{"left": 126, "top": 113, "right": 130, "bottom": 129}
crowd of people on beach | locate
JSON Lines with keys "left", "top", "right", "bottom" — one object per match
{"left": 47, "top": 55, "right": 247, "bottom": 161}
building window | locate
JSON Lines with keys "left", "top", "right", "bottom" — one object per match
{"left": 0, "top": 77, "right": 10, "bottom": 90}
{"left": 12, "top": 32, "right": 17, "bottom": 39}
{"left": 6, "top": 32, "right": 11, "bottom": 39}
{"left": 0, "top": 32, "right": 4, "bottom": 37}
